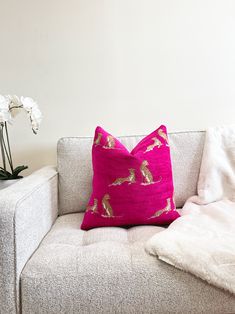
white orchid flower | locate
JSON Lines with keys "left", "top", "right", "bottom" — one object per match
{"left": 0, "top": 95, "right": 12, "bottom": 123}
{"left": 0, "top": 94, "right": 42, "bottom": 132}
{"left": 7, "top": 95, "right": 21, "bottom": 106}
{"left": 20, "top": 96, "right": 38, "bottom": 111}
{"left": 6, "top": 95, "right": 22, "bottom": 118}
{"left": 21, "top": 96, "right": 42, "bottom": 134}
{"left": 0, "top": 110, "right": 12, "bottom": 123}
{"left": 30, "top": 108, "right": 42, "bottom": 133}
{"left": 0, "top": 95, "right": 10, "bottom": 110}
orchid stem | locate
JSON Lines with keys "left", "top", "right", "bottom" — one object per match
{"left": 4, "top": 122, "right": 14, "bottom": 171}
{"left": 1, "top": 134, "right": 14, "bottom": 172}
{"left": 9, "top": 104, "right": 23, "bottom": 110}
{"left": 0, "top": 124, "right": 7, "bottom": 171}
{"left": 2, "top": 139, "right": 13, "bottom": 172}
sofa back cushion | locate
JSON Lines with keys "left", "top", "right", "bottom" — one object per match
{"left": 57, "top": 130, "right": 205, "bottom": 215}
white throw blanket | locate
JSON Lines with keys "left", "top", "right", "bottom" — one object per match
{"left": 146, "top": 125, "right": 235, "bottom": 294}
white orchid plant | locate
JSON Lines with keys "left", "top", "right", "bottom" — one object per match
{"left": 0, "top": 95, "right": 42, "bottom": 180}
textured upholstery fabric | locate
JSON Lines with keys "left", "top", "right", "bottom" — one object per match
{"left": 81, "top": 125, "right": 179, "bottom": 230}
{"left": 58, "top": 131, "right": 205, "bottom": 215}
{"left": 21, "top": 213, "right": 235, "bottom": 314}
{"left": 0, "top": 167, "right": 58, "bottom": 314}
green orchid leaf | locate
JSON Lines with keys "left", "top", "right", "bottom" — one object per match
{"left": 0, "top": 169, "right": 12, "bottom": 177}
{"left": 0, "top": 173, "right": 8, "bottom": 179}
{"left": 0, "top": 170, "right": 8, "bottom": 175}
{"left": 12, "top": 165, "right": 28, "bottom": 178}
{"left": 0, "top": 172, "right": 11, "bottom": 180}
{"left": 0, "top": 165, "right": 28, "bottom": 180}
{"left": 0, "top": 167, "right": 11, "bottom": 174}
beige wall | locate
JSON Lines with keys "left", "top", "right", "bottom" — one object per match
{"left": 0, "top": 0, "right": 235, "bottom": 174}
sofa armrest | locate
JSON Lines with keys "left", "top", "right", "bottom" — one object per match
{"left": 0, "top": 166, "right": 58, "bottom": 314}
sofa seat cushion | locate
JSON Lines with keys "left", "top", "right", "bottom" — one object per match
{"left": 21, "top": 213, "right": 235, "bottom": 314}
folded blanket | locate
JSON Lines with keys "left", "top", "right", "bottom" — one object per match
{"left": 146, "top": 125, "right": 235, "bottom": 294}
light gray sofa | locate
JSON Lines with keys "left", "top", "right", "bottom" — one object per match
{"left": 1, "top": 130, "right": 235, "bottom": 314}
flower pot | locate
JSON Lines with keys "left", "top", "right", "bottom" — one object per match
{"left": 0, "top": 179, "right": 21, "bottom": 190}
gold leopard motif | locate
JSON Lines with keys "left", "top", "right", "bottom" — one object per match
{"left": 158, "top": 128, "right": 169, "bottom": 146}
{"left": 102, "top": 194, "right": 113, "bottom": 217}
{"left": 94, "top": 133, "right": 102, "bottom": 146}
{"left": 104, "top": 135, "right": 115, "bottom": 149}
{"left": 86, "top": 198, "right": 98, "bottom": 213}
{"left": 144, "top": 137, "right": 162, "bottom": 153}
{"left": 110, "top": 169, "right": 136, "bottom": 186}
{"left": 152, "top": 198, "right": 171, "bottom": 218}
{"left": 140, "top": 160, "right": 154, "bottom": 184}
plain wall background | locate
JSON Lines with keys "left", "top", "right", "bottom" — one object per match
{"left": 0, "top": 0, "right": 235, "bottom": 174}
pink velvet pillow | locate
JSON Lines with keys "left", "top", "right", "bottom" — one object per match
{"left": 81, "top": 125, "right": 180, "bottom": 230}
